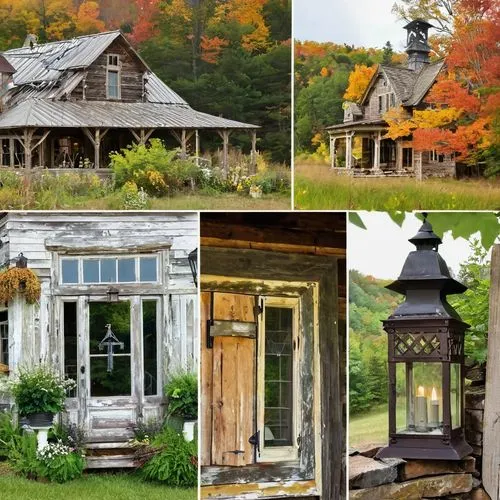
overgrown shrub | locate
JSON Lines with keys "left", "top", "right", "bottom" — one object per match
{"left": 0, "top": 410, "right": 21, "bottom": 458}
{"left": 164, "top": 372, "right": 198, "bottom": 419}
{"left": 37, "top": 441, "right": 85, "bottom": 483}
{"left": 132, "top": 417, "right": 163, "bottom": 444}
{"left": 8, "top": 432, "right": 40, "bottom": 480}
{"left": 110, "top": 139, "right": 201, "bottom": 196}
{"left": 50, "top": 422, "right": 86, "bottom": 452}
{"left": 138, "top": 427, "right": 197, "bottom": 487}
{"left": 119, "top": 181, "right": 150, "bottom": 210}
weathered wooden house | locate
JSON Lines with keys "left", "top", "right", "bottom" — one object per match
{"left": 0, "top": 211, "right": 198, "bottom": 467}
{"left": 199, "top": 213, "right": 346, "bottom": 499}
{"left": 0, "top": 31, "right": 257, "bottom": 172}
{"left": 327, "top": 20, "right": 455, "bottom": 178}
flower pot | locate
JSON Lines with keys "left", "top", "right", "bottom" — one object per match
{"left": 26, "top": 412, "right": 54, "bottom": 428}
{"left": 183, "top": 420, "right": 197, "bottom": 442}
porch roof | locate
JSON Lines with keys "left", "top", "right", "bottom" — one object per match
{"left": 0, "top": 98, "right": 259, "bottom": 130}
{"left": 326, "top": 119, "right": 386, "bottom": 133}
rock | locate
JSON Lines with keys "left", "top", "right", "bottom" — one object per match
{"left": 400, "top": 457, "right": 475, "bottom": 481}
{"left": 349, "top": 473, "right": 473, "bottom": 499}
{"left": 356, "top": 443, "right": 385, "bottom": 458}
{"left": 465, "top": 386, "right": 485, "bottom": 410}
{"left": 465, "top": 429, "right": 483, "bottom": 446}
{"left": 349, "top": 455, "right": 400, "bottom": 489}
{"left": 470, "top": 487, "right": 491, "bottom": 500}
{"left": 465, "top": 366, "right": 486, "bottom": 384}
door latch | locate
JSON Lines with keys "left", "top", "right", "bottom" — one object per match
{"left": 80, "top": 365, "right": 85, "bottom": 374}
{"left": 249, "top": 430, "right": 260, "bottom": 456}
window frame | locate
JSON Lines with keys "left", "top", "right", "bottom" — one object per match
{"left": 106, "top": 53, "right": 121, "bottom": 100}
{"left": 60, "top": 254, "right": 160, "bottom": 286}
{"left": 257, "top": 296, "right": 301, "bottom": 463}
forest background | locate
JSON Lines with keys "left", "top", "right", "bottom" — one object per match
{"left": 0, "top": 0, "right": 291, "bottom": 164}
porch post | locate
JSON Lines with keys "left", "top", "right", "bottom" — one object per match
{"left": 195, "top": 129, "right": 200, "bottom": 166}
{"left": 330, "top": 135, "right": 337, "bottom": 169}
{"left": 94, "top": 129, "right": 101, "bottom": 169}
{"left": 415, "top": 150, "right": 423, "bottom": 181}
{"left": 345, "top": 131, "right": 353, "bottom": 169}
{"left": 396, "top": 140, "right": 403, "bottom": 172}
{"left": 181, "top": 129, "right": 187, "bottom": 159}
{"left": 217, "top": 130, "right": 231, "bottom": 178}
{"left": 373, "top": 131, "right": 381, "bottom": 171}
{"left": 9, "top": 137, "right": 14, "bottom": 168}
{"left": 22, "top": 128, "right": 35, "bottom": 169}
{"left": 250, "top": 130, "right": 257, "bottom": 173}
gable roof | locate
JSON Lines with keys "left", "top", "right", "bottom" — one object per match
{"left": 0, "top": 54, "right": 15, "bottom": 74}
{"left": 0, "top": 31, "right": 258, "bottom": 129}
{"left": 360, "top": 61, "right": 444, "bottom": 107}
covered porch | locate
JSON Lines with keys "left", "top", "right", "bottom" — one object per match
{"left": 327, "top": 122, "right": 414, "bottom": 177}
{"left": 0, "top": 99, "right": 259, "bottom": 176}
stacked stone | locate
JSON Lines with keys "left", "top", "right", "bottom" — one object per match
{"left": 464, "top": 364, "right": 486, "bottom": 464}
{"left": 349, "top": 446, "right": 490, "bottom": 499}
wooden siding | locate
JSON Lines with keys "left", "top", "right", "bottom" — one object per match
{"left": 365, "top": 75, "right": 397, "bottom": 121}
{"left": 483, "top": 244, "right": 500, "bottom": 499}
{"left": 72, "top": 38, "right": 145, "bottom": 102}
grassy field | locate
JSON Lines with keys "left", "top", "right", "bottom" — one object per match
{"left": 350, "top": 405, "right": 389, "bottom": 450}
{"left": 294, "top": 164, "right": 500, "bottom": 210}
{"left": 0, "top": 464, "right": 196, "bottom": 500}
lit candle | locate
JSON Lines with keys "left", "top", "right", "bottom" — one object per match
{"left": 429, "top": 386, "right": 440, "bottom": 429}
{"left": 415, "top": 385, "right": 428, "bottom": 432}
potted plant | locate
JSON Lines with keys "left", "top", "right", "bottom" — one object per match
{"left": 11, "top": 365, "right": 76, "bottom": 427}
{"left": 164, "top": 372, "right": 197, "bottom": 441}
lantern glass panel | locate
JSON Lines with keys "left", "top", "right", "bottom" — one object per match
{"left": 451, "top": 363, "right": 461, "bottom": 429}
{"left": 396, "top": 362, "right": 443, "bottom": 435}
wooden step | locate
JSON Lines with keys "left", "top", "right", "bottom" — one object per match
{"left": 85, "top": 454, "right": 137, "bottom": 469}
{"left": 86, "top": 441, "right": 133, "bottom": 449}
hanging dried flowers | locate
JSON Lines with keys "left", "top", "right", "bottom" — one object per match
{"left": 0, "top": 267, "right": 41, "bottom": 304}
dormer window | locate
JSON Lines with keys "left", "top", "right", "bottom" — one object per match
{"left": 106, "top": 54, "right": 121, "bottom": 99}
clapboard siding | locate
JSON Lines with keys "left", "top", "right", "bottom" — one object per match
{"left": 365, "top": 75, "right": 397, "bottom": 121}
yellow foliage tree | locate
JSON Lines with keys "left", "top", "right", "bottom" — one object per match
{"left": 343, "top": 64, "right": 377, "bottom": 102}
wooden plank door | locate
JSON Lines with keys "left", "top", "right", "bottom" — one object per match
{"left": 483, "top": 244, "right": 500, "bottom": 499}
{"left": 209, "top": 293, "right": 256, "bottom": 467}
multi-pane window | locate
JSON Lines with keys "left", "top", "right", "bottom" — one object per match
{"left": 258, "top": 297, "right": 299, "bottom": 462}
{"left": 0, "top": 310, "right": 8, "bottom": 367}
{"left": 61, "top": 256, "right": 159, "bottom": 285}
{"left": 107, "top": 54, "right": 120, "bottom": 99}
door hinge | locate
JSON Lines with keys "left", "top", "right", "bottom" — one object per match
{"left": 249, "top": 430, "right": 260, "bottom": 456}
{"left": 253, "top": 298, "right": 263, "bottom": 317}
{"left": 225, "top": 449, "right": 245, "bottom": 455}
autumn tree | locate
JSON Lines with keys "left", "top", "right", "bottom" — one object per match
{"left": 75, "top": 1, "right": 105, "bottom": 35}
{"left": 343, "top": 64, "right": 377, "bottom": 102}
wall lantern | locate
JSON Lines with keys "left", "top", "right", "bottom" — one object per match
{"left": 188, "top": 249, "right": 198, "bottom": 287}
{"left": 376, "top": 216, "right": 472, "bottom": 460}
{"left": 16, "top": 253, "right": 28, "bottom": 268}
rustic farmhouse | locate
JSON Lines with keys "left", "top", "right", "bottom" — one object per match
{"left": 0, "top": 211, "right": 198, "bottom": 467}
{"left": 327, "top": 20, "right": 455, "bottom": 178}
{"left": 0, "top": 31, "right": 257, "bottom": 172}
{"left": 199, "top": 213, "right": 346, "bottom": 500}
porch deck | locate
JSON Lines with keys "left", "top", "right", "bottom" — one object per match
{"left": 332, "top": 167, "right": 414, "bottom": 178}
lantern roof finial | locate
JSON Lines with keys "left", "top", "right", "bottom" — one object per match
{"left": 408, "top": 213, "right": 442, "bottom": 250}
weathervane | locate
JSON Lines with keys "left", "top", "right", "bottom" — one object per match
{"left": 98, "top": 324, "right": 124, "bottom": 372}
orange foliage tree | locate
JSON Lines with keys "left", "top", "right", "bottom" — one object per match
{"left": 343, "top": 64, "right": 377, "bottom": 102}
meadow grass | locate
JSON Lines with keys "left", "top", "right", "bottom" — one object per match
{"left": 350, "top": 404, "right": 389, "bottom": 450}
{"left": 294, "top": 164, "right": 500, "bottom": 210}
{"left": 0, "top": 464, "right": 196, "bottom": 500}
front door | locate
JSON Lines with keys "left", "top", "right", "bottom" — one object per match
{"left": 85, "top": 299, "right": 137, "bottom": 440}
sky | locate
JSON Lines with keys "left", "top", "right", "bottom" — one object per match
{"left": 294, "top": 0, "right": 408, "bottom": 49}
{"left": 349, "top": 212, "right": 480, "bottom": 280}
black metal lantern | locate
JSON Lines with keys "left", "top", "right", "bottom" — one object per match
{"left": 16, "top": 253, "right": 28, "bottom": 268}
{"left": 376, "top": 217, "right": 472, "bottom": 460}
{"left": 106, "top": 286, "right": 119, "bottom": 303}
{"left": 188, "top": 249, "right": 197, "bottom": 286}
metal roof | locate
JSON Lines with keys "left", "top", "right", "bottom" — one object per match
{"left": 0, "top": 99, "right": 259, "bottom": 129}
{"left": 0, "top": 31, "right": 257, "bottom": 129}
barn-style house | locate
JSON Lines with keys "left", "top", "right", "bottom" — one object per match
{"left": 199, "top": 213, "right": 346, "bottom": 500}
{"left": 0, "top": 211, "right": 198, "bottom": 467}
{"left": 328, "top": 20, "right": 455, "bottom": 178}
{"left": 0, "top": 31, "right": 257, "bottom": 172}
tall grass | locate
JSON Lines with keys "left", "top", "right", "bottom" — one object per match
{"left": 294, "top": 164, "right": 500, "bottom": 210}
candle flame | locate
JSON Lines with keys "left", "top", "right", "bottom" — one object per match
{"left": 417, "top": 385, "right": 425, "bottom": 397}
{"left": 431, "top": 387, "right": 438, "bottom": 401}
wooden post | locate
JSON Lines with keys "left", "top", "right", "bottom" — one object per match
{"left": 415, "top": 150, "right": 423, "bottom": 181}
{"left": 330, "top": 135, "right": 337, "bottom": 169}
{"left": 94, "top": 128, "right": 101, "bottom": 169}
{"left": 22, "top": 128, "right": 35, "bottom": 169}
{"left": 181, "top": 129, "right": 187, "bottom": 159}
{"left": 250, "top": 130, "right": 257, "bottom": 173}
{"left": 9, "top": 137, "right": 14, "bottom": 169}
{"left": 195, "top": 129, "right": 200, "bottom": 167}
{"left": 217, "top": 130, "right": 231, "bottom": 178}
{"left": 345, "top": 132, "right": 353, "bottom": 169}
{"left": 483, "top": 244, "right": 500, "bottom": 499}
{"left": 396, "top": 140, "right": 403, "bottom": 172}
{"left": 374, "top": 131, "right": 381, "bottom": 171}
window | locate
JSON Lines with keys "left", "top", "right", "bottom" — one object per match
{"left": 0, "top": 310, "right": 8, "bottom": 368}
{"left": 258, "top": 297, "right": 300, "bottom": 462}
{"left": 390, "top": 93, "right": 396, "bottom": 107}
{"left": 143, "top": 300, "right": 159, "bottom": 396}
{"left": 106, "top": 54, "right": 121, "bottom": 99}
{"left": 378, "top": 95, "right": 383, "bottom": 113}
{"left": 403, "top": 147, "right": 413, "bottom": 167}
{"left": 63, "top": 302, "right": 77, "bottom": 397}
{"left": 60, "top": 255, "right": 159, "bottom": 285}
